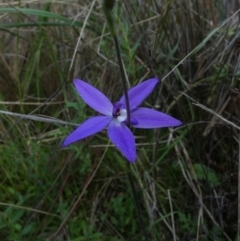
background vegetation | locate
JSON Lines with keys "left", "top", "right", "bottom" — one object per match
{"left": 0, "top": 0, "right": 239, "bottom": 240}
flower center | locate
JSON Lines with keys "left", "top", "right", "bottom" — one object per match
{"left": 112, "top": 102, "right": 127, "bottom": 123}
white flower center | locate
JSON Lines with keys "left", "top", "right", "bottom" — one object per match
{"left": 116, "top": 109, "right": 127, "bottom": 122}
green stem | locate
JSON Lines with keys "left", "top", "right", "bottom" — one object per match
{"left": 112, "top": 35, "right": 130, "bottom": 125}
{"left": 102, "top": 2, "right": 130, "bottom": 125}
{"left": 102, "top": 2, "right": 149, "bottom": 240}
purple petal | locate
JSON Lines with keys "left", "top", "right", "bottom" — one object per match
{"left": 62, "top": 116, "right": 111, "bottom": 146}
{"left": 131, "top": 107, "right": 182, "bottom": 128}
{"left": 74, "top": 79, "right": 113, "bottom": 116}
{"left": 123, "top": 116, "right": 138, "bottom": 126}
{"left": 120, "top": 78, "right": 159, "bottom": 110}
{"left": 107, "top": 121, "right": 136, "bottom": 162}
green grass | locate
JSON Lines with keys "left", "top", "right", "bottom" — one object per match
{"left": 0, "top": 0, "right": 239, "bottom": 240}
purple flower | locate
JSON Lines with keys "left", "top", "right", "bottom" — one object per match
{"left": 62, "top": 78, "right": 182, "bottom": 162}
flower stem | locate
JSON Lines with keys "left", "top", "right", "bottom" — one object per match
{"left": 102, "top": 2, "right": 149, "bottom": 240}
{"left": 102, "top": 1, "right": 130, "bottom": 126}
{"left": 112, "top": 35, "right": 130, "bottom": 125}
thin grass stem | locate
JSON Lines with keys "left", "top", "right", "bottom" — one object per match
{"left": 127, "top": 161, "right": 149, "bottom": 241}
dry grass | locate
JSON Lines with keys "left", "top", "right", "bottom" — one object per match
{"left": 0, "top": 0, "right": 240, "bottom": 240}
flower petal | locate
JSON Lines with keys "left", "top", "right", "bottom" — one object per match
{"left": 120, "top": 78, "right": 159, "bottom": 110}
{"left": 123, "top": 116, "right": 138, "bottom": 126}
{"left": 131, "top": 107, "right": 182, "bottom": 128}
{"left": 107, "top": 121, "right": 136, "bottom": 162}
{"left": 62, "top": 116, "right": 111, "bottom": 146}
{"left": 74, "top": 79, "right": 113, "bottom": 115}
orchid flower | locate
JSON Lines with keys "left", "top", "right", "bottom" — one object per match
{"left": 62, "top": 78, "right": 182, "bottom": 162}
